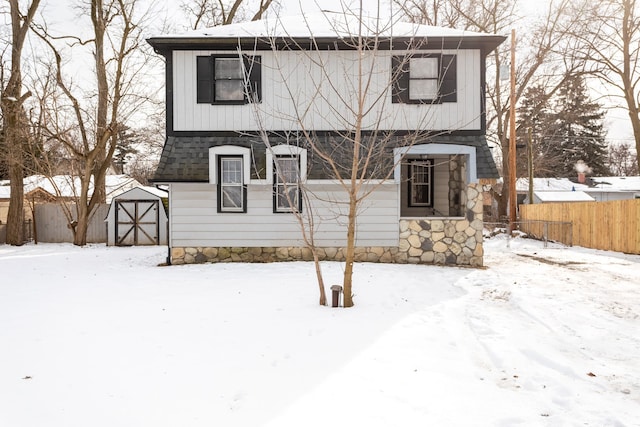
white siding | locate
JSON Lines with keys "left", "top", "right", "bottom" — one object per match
{"left": 169, "top": 182, "right": 399, "bottom": 247}
{"left": 173, "top": 49, "right": 482, "bottom": 132}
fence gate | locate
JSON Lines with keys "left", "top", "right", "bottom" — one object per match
{"left": 115, "top": 200, "right": 160, "bottom": 246}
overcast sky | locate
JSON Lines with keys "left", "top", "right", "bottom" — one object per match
{"left": 33, "top": 0, "right": 635, "bottom": 143}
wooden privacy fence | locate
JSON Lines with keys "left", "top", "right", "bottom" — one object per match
{"left": 519, "top": 199, "right": 640, "bottom": 254}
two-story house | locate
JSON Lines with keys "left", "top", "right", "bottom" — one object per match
{"left": 147, "top": 12, "right": 505, "bottom": 266}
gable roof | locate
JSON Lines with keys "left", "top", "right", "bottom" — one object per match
{"left": 147, "top": 11, "right": 505, "bottom": 52}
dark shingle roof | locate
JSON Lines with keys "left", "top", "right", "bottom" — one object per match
{"left": 151, "top": 132, "right": 499, "bottom": 182}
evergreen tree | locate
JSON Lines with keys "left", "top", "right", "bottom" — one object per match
{"left": 516, "top": 85, "right": 564, "bottom": 178}
{"left": 549, "top": 76, "right": 610, "bottom": 177}
{"left": 112, "top": 125, "right": 139, "bottom": 174}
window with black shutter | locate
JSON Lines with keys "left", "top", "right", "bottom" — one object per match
{"left": 196, "top": 55, "right": 261, "bottom": 104}
{"left": 392, "top": 54, "right": 457, "bottom": 104}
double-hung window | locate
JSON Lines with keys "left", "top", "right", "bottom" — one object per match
{"left": 214, "top": 58, "right": 245, "bottom": 101}
{"left": 197, "top": 55, "right": 261, "bottom": 104}
{"left": 409, "top": 57, "right": 439, "bottom": 101}
{"left": 274, "top": 155, "right": 300, "bottom": 213}
{"left": 409, "top": 159, "right": 434, "bottom": 207}
{"left": 218, "top": 156, "right": 245, "bottom": 212}
{"left": 392, "top": 54, "right": 457, "bottom": 104}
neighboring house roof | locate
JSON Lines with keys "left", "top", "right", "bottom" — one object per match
{"left": 0, "top": 175, "right": 142, "bottom": 203}
{"left": 148, "top": 11, "right": 505, "bottom": 51}
{"left": 590, "top": 176, "right": 640, "bottom": 192}
{"left": 516, "top": 177, "right": 589, "bottom": 192}
{"left": 534, "top": 191, "right": 595, "bottom": 203}
{"left": 152, "top": 134, "right": 499, "bottom": 182}
{"left": 517, "top": 176, "right": 640, "bottom": 193}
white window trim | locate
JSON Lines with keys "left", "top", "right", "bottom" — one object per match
{"left": 209, "top": 146, "right": 251, "bottom": 184}
{"left": 393, "top": 143, "right": 477, "bottom": 184}
{"left": 265, "top": 144, "right": 307, "bottom": 185}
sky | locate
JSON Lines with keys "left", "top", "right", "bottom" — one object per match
{"left": 0, "top": 235, "right": 638, "bottom": 426}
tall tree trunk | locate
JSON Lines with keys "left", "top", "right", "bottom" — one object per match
{"left": 92, "top": 0, "right": 109, "bottom": 204}
{"left": 5, "top": 115, "right": 25, "bottom": 245}
{"left": 1, "top": 0, "right": 41, "bottom": 245}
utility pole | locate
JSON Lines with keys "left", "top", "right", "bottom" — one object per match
{"left": 508, "top": 29, "right": 517, "bottom": 233}
{"left": 527, "top": 127, "right": 534, "bottom": 204}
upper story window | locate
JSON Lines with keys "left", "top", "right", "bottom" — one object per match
{"left": 197, "top": 54, "right": 261, "bottom": 104}
{"left": 392, "top": 54, "right": 457, "bottom": 104}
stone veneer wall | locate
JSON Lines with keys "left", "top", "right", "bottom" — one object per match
{"left": 171, "top": 184, "right": 485, "bottom": 267}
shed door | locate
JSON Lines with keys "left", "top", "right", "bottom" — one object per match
{"left": 115, "top": 200, "right": 160, "bottom": 246}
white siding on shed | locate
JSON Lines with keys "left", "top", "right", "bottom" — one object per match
{"left": 169, "top": 182, "right": 399, "bottom": 247}
{"left": 173, "top": 49, "right": 481, "bottom": 132}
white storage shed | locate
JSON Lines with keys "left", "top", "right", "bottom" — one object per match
{"left": 105, "top": 187, "right": 168, "bottom": 246}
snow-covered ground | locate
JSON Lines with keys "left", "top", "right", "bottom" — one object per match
{"left": 1, "top": 236, "right": 638, "bottom": 426}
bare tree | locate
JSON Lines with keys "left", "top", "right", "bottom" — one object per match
{"left": 0, "top": 0, "right": 40, "bottom": 245}
{"left": 608, "top": 141, "right": 639, "bottom": 175}
{"left": 34, "top": 0, "right": 157, "bottom": 245}
{"left": 251, "top": 7, "right": 454, "bottom": 307}
{"left": 568, "top": 0, "right": 640, "bottom": 174}
{"left": 182, "top": 0, "right": 277, "bottom": 29}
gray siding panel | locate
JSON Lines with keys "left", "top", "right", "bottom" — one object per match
{"left": 170, "top": 182, "right": 399, "bottom": 247}
{"left": 173, "top": 49, "right": 481, "bottom": 132}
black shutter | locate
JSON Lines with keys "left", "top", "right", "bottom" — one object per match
{"left": 440, "top": 54, "right": 457, "bottom": 103}
{"left": 244, "top": 55, "right": 262, "bottom": 103}
{"left": 197, "top": 56, "right": 214, "bottom": 104}
{"left": 391, "top": 56, "right": 410, "bottom": 104}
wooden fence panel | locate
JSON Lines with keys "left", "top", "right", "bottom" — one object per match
{"left": 519, "top": 200, "right": 640, "bottom": 254}
{"left": 34, "top": 203, "right": 109, "bottom": 243}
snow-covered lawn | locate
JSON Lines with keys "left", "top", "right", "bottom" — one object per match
{"left": 1, "top": 236, "right": 638, "bottom": 426}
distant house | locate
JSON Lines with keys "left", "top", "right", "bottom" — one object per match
{"left": 516, "top": 177, "right": 640, "bottom": 204}
{"left": 147, "top": 12, "right": 505, "bottom": 266}
{"left": 0, "top": 174, "right": 142, "bottom": 237}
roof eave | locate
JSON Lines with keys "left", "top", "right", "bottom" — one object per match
{"left": 147, "top": 35, "right": 506, "bottom": 54}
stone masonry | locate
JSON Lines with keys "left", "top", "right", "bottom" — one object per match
{"left": 171, "top": 184, "right": 485, "bottom": 267}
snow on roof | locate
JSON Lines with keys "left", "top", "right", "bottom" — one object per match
{"left": 517, "top": 176, "right": 640, "bottom": 193}
{"left": 156, "top": 11, "right": 501, "bottom": 40}
{"left": 516, "top": 178, "right": 588, "bottom": 192}
{"left": 590, "top": 176, "right": 640, "bottom": 191}
{"left": 1, "top": 175, "right": 142, "bottom": 203}
{"left": 535, "top": 191, "right": 594, "bottom": 203}
{"left": 138, "top": 186, "right": 168, "bottom": 198}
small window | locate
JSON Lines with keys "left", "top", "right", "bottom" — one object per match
{"left": 197, "top": 55, "right": 261, "bottom": 104}
{"left": 274, "top": 156, "right": 300, "bottom": 213}
{"left": 392, "top": 54, "right": 457, "bottom": 104}
{"left": 409, "top": 57, "right": 439, "bottom": 100}
{"left": 409, "top": 159, "right": 434, "bottom": 207}
{"left": 218, "top": 156, "right": 246, "bottom": 212}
